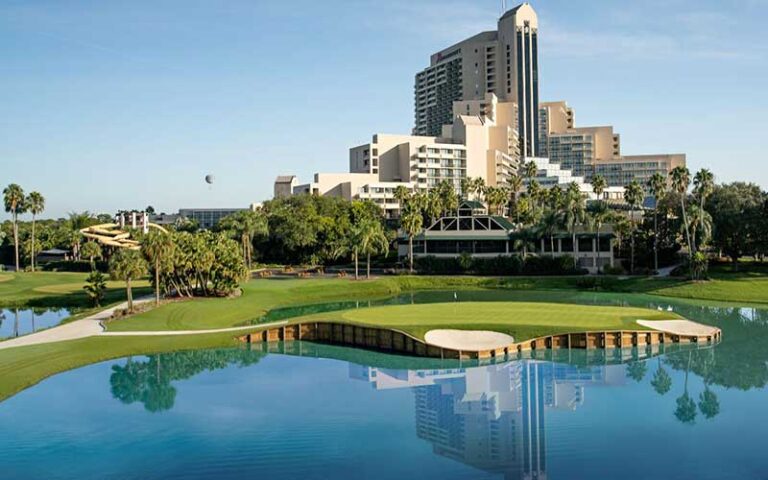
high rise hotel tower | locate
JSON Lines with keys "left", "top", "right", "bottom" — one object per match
{"left": 414, "top": 3, "right": 539, "bottom": 157}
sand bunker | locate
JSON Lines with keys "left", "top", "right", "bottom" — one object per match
{"left": 424, "top": 329, "right": 515, "bottom": 351}
{"left": 637, "top": 319, "right": 719, "bottom": 337}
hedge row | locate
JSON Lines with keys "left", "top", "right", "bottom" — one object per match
{"left": 40, "top": 260, "right": 108, "bottom": 273}
{"left": 414, "top": 254, "right": 586, "bottom": 276}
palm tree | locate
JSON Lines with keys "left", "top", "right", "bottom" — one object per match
{"left": 485, "top": 186, "right": 508, "bottom": 215}
{"left": 527, "top": 179, "right": 542, "bottom": 214}
{"left": 393, "top": 185, "right": 410, "bottom": 216}
{"left": 425, "top": 190, "right": 442, "bottom": 224}
{"left": 524, "top": 160, "right": 538, "bottom": 180}
{"left": 436, "top": 180, "right": 458, "bottom": 216}
{"left": 513, "top": 227, "right": 538, "bottom": 259}
{"left": 517, "top": 195, "right": 540, "bottom": 228}
{"left": 25, "top": 191, "right": 45, "bottom": 271}
{"left": 548, "top": 185, "right": 564, "bottom": 211}
{"left": 400, "top": 205, "right": 423, "bottom": 274}
{"left": 3, "top": 184, "right": 26, "bottom": 272}
{"left": 330, "top": 228, "right": 359, "bottom": 280}
{"left": 67, "top": 211, "right": 97, "bottom": 261}
{"left": 647, "top": 172, "right": 666, "bottom": 272}
{"left": 538, "top": 209, "right": 563, "bottom": 258}
{"left": 693, "top": 168, "right": 714, "bottom": 254}
{"left": 670, "top": 166, "right": 693, "bottom": 263}
{"left": 685, "top": 204, "right": 713, "bottom": 254}
{"left": 507, "top": 174, "right": 524, "bottom": 223}
{"left": 141, "top": 231, "right": 175, "bottom": 305}
{"left": 587, "top": 201, "right": 611, "bottom": 273}
{"left": 80, "top": 241, "right": 102, "bottom": 270}
{"left": 358, "top": 219, "right": 389, "bottom": 279}
{"left": 623, "top": 180, "right": 644, "bottom": 274}
{"left": 460, "top": 178, "right": 472, "bottom": 200}
{"left": 109, "top": 249, "right": 148, "bottom": 312}
{"left": 218, "top": 209, "right": 268, "bottom": 269}
{"left": 83, "top": 270, "right": 107, "bottom": 307}
{"left": 565, "top": 183, "right": 585, "bottom": 250}
{"left": 472, "top": 177, "right": 486, "bottom": 202}
{"left": 590, "top": 174, "right": 607, "bottom": 203}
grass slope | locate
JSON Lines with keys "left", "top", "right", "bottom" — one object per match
{"left": 0, "top": 272, "right": 151, "bottom": 309}
{"left": 0, "top": 331, "right": 251, "bottom": 402}
{"left": 294, "top": 301, "right": 680, "bottom": 342}
{"left": 108, "top": 269, "right": 768, "bottom": 332}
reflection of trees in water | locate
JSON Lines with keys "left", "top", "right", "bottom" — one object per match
{"left": 650, "top": 359, "right": 672, "bottom": 395}
{"left": 650, "top": 349, "right": 723, "bottom": 425}
{"left": 674, "top": 351, "right": 697, "bottom": 425}
{"left": 626, "top": 361, "right": 647, "bottom": 382}
{"left": 698, "top": 387, "right": 720, "bottom": 419}
{"left": 110, "top": 349, "right": 265, "bottom": 412}
{"left": 659, "top": 304, "right": 768, "bottom": 391}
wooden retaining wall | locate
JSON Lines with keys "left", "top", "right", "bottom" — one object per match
{"left": 239, "top": 322, "right": 722, "bottom": 360}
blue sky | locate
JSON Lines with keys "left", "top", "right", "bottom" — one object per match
{"left": 1, "top": 0, "right": 766, "bottom": 219}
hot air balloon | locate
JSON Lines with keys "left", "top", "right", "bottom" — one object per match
{"left": 205, "top": 174, "right": 215, "bottom": 185}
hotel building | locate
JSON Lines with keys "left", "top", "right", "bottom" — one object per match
{"left": 538, "top": 101, "right": 686, "bottom": 187}
{"left": 413, "top": 3, "right": 540, "bottom": 158}
{"left": 275, "top": 2, "right": 686, "bottom": 213}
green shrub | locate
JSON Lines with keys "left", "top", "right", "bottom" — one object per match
{"left": 415, "top": 254, "right": 582, "bottom": 276}
{"left": 414, "top": 256, "right": 462, "bottom": 275}
{"left": 41, "top": 260, "right": 108, "bottom": 273}
{"left": 522, "top": 256, "right": 580, "bottom": 276}
{"left": 602, "top": 265, "right": 625, "bottom": 275}
{"left": 472, "top": 256, "right": 523, "bottom": 275}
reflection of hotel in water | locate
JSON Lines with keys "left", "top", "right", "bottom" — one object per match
{"left": 350, "top": 361, "right": 627, "bottom": 480}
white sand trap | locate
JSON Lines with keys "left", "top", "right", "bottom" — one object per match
{"left": 425, "top": 329, "right": 514, "bottom": 351}
{"left": 637, "top": 319, "right": 719, "bottom": 337}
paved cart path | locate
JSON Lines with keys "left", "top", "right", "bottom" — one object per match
{"left": 0, "top": 298, "right": 286, "bottom": 351}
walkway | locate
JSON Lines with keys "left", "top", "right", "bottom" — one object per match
{"left": 0, "top": 298, "right": 285, "bottom": 351}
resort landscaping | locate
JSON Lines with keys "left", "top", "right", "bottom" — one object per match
{"left": 287, "top": 301, "right": 681, "bottom": 343}
{"left": 0, "top": 268, "right": 754, "bottom": 401}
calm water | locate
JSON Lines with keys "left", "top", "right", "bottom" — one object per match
{"left": 1, "top": 294, "right": 767, "bottom": 479}
{"left": 0, "top": 308, "right": 71, "bottom": 339}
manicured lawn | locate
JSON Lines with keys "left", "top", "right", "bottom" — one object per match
{"left": 107, "top": 277, "right": 418, "bottom": 331}
{"left": 0, "top": 331, "right": 252, "bottom": 402}
{"left": 0, "top": 272, "right": 151, "bottom": 309}
{"left": 108, "top": 271, "right": 768, "bottom": 332}
{"left": 293, "top": 301, "right": 680, "bottom": 342}
{"left": 649, "top": 265, "right": 768, "bottom": 305}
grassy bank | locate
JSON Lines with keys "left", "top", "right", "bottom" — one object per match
{"left": 107, "top": 270, "right": 768, "bottom": 332}
{"left": 0, "top": 272, "right": 151, "bottom": 309}
{"left": 0, "top": 268, "right": 755, "bottom": 402}
{"left": 0, "top": 331, "right": 252, "bottom": 402}
{"left": 293, "top": 301, "right": 679, "bottom": 342}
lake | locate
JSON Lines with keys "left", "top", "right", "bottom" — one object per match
{"left": 0, "top": 308, "right": 72, "bottom": 339}
{"left": 0, "top": 294, "right": 766, "bottom": 479}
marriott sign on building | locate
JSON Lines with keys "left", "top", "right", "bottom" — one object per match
{"left": 275, "top": 2, "right": 685, "bottom": 218}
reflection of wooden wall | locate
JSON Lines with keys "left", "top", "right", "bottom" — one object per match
{"left": 240, "top": 323, "right": 722, "bottom": 361}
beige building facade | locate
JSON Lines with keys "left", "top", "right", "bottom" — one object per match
{"left": 274, "top": 2, "right": 687, "bottom": 213}
{"left": 414, "top": 3, "right": 540, "bottom": 158}
{"left": 538, "top": 100, "right": 684, "bottom": 188}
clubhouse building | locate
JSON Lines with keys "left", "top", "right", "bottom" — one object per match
{"left": 398, "top": 201, "right": 615, "bottom": 273}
